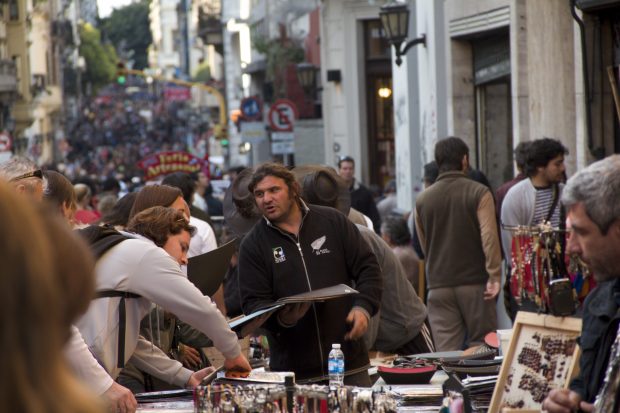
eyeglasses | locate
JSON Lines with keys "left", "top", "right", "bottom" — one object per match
{"left": 9, "top": 169, "right": 43, "bottom": 182}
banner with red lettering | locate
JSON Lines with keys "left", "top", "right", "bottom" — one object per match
{"left": 163, "top": 85, "right": 191, "bottom": 102}
{"left": 138, "top": 151, "right": 205, "bottom": 181}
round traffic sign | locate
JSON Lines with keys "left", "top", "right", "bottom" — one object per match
{"left": 267, "top": 99, "right": 298, "bottom": 132}
{"left": 0, "top": 132, "right": 11, "bottom": 152}
{"left": 240, "top": 96, "right": 262, "bottom": 121}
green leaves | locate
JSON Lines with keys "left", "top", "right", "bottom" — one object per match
{"left": 99, "top": 0, "right": 152, "bottom": 70}
{"left": 78, "top": 23, "right": 118, "bottom": 93}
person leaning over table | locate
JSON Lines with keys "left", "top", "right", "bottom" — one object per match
{"left": 74, "top": 204, "right": 251, "bottom": 394}
{"left": 543, "top": 154, "right": 620, "bottom": 413}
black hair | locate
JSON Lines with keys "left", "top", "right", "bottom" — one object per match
{"left": 101, "top": 177, "right": 121, "bottom": 193}
{"left": 161, "top": 172, "right": 196, "bottom": 203}
{"left": 248, "top": 162, "right": 299, "bottom": 198}
{"left": 423, "top": 161, "right": 439, "bottom": 185}
{"left": 99, "top": 192, "right": 138, "bottom": 228}
{"left": 514, "top": 141, "right": 532, "bottom": 171}
{"left": 381, "top": 217, "right": 411, "bottom": 246}
{"left": 435, "top": 137, "right": 469, "bottom": 173}
{"left": 337, "top": 156, "right": 355, "bottom": 168}
{"left": 524, "top": 138, "right": 568, "bottom": 177}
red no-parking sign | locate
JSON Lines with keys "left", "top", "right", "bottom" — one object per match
{"left": 267, "top": 99, "right": 298, "bottom": 132}
{"left": 0, "top": 132, "right": 11, "bottom": 152}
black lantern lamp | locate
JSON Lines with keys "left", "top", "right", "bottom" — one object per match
{"left": 296, "top": 62, "right": 318, "bottom": 95}
{"left": 380, "top": 1, "right": 426, "bottom": 66}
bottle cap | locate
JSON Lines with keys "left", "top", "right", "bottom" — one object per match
{"left": 332, "top": 343, "right": 341, "bottom": 349}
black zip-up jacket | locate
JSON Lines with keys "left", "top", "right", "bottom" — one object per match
{"left": 570, "top": 278, "right": 620, "bottom": 402}
{"left": 238, "top": 203, "right": 382, "bottom": 382}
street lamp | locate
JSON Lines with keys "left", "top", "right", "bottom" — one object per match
{"left": 379, "top": 1, "right": 426, "bottom": 66}
{"left": 296, "top": 62, "right": 318, "bottom": 95}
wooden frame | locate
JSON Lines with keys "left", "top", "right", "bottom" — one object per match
{"left": 489, "top": 312, "right": 582, "bottom": 412}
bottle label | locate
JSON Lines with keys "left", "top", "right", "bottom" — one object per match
{"left": 328, "top": 359, "right": 337, "bottom": 375}
{"left": 328, "top": 358, "right": 344, "bottom": 374}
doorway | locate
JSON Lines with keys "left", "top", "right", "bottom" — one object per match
{"left": 364, "top": 19, "right": 394, "bottom": 190}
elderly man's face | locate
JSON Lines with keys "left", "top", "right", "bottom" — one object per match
{"left": 566, "top": 202, "right": 620, "bottom": 282}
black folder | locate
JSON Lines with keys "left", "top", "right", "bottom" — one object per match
{"left": 187, "top": 238, "right": 237, "bottom": 296}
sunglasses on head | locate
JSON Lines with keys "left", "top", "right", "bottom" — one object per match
{"left": 9, "top": 169, "right": 43, "bottom": 182}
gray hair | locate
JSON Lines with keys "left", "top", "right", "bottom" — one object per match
{"left": 0, "top": 156, "right": 44, "bottom": 196}
{"left": 562, "top": 155, "right": 620, "bottom": 234}
{"left": 0, "top": 156, "right": 38, "bottom": 181}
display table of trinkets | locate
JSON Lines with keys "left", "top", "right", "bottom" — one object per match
{"left": 135, "top": 381, "right": 400, "bottom": 412}
{"left": 194, "top": 380, "right": 398, "bottom": 413}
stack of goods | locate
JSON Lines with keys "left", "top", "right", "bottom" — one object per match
{"left": 440, "top": 358, "right": 502, "bottom": 379}
{"left": 438, "top": 339, "right": 501, "bottom": 412}
{"left": 443, "top": 374, "right": 498, "bottom": 412}
{"left": 384, "top": 385, "right": 445, "bottom": 411}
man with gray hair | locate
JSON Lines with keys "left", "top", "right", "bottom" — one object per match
{"left": 0, "top": 156, "right": 44, "bottom": 201}
{"left": 543, "top": 155, "right": 620, "bottom": 413}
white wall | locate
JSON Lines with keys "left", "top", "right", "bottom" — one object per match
{"left": 394, "top": 0, "right": 451, "bottom": 212}
{"left": 320, "top": 0, "right": 381, "bottom": 179}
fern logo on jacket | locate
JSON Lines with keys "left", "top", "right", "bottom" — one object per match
{"left": 311, "top": 235, "right": 331, "bottom": 256}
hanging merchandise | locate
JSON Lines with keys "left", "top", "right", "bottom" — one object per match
{"left": 506, "top": 223, "right": 592, "bottom": 315}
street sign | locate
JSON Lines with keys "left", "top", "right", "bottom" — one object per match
{"left": 271, "top": 132, "right": 294, "bottom": 141}
{"left": 272, "top": 141, "right": 295, "bottom": 155}
{"left": 267, "top": 99, "right": 298, "bottom": 132}
{"left": 240, "top": 96, "right": 262, "bottom": 121}
{"left": 241, "top": 121, "right": 267, "bottom": 143}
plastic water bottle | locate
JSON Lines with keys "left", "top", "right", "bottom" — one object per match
{"left": 328, "top": 343, "right": 345, "bottom": 386}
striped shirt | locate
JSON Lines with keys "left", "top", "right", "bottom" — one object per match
{"left": 533, "top": 186, "right": 561, "bottom": 227}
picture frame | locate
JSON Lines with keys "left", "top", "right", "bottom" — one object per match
{"left": 489, "top": 312, "right": 582, "bottom": 412}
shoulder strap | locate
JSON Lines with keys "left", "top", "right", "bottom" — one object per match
{"left": 545, "top": 184, "right": 560, "bottom": 223}
{"left": 78, "top": 226, "right": 138, "bottom": 369}
{"left": 94, "top": 290, "right": 142, "bottom": 369}
{"left": 77, "top": 225, "right": 129, "bottom": 259}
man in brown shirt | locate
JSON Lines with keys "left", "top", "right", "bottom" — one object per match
{"left": 415, "top": 137, "right": 502, "bottom": 351}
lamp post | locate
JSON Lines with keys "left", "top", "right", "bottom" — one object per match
{"left": 296, "top": 62, "right": 318, "bottom": 95}
{"left": 379, "top": 1, "right": 426, "bottom": 66}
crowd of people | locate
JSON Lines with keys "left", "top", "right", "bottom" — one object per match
{"left": 1, "top": 133, "right": 620, "bottom": 412}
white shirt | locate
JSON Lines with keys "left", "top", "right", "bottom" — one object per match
{"left": 189, "top": 216, "right": 217, "bottom": 258}
{"left": 75, "top": 235, "right": 240, "bottom": 384}
{"left": 64, "top": 326, "right": 114, "bottom": 395}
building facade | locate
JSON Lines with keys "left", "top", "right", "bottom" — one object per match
{"left": 317, "top": 0, "right": 620, "bottom": 211}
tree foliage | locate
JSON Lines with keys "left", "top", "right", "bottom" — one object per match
{"left": 252, "top": 34, "right": 305, "bottom": 99}
{"left": 192, "top": 61, "right": 211, "bottom": 83}
{"left": 100, "top": 0, "right": 152, "bottom": 70}
{"left": 79, "top": 23, "right": 118, "bottom": 93}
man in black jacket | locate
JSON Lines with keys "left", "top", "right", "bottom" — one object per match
{"left": 543, "top": 155, "right": 620, "bottom": 413}
{"left": 338, "top": 156, "right": 381, "bottom": 233}
{"left": 238, "top": 162, "right": 382, "bottom": 385}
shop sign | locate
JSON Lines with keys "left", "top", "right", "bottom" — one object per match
{"left": 137, "top": 151, "right": 204, "bottom": 181}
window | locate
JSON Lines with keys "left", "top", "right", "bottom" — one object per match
{"left": 9, "top": 0, "right": 18, "bottom": 21}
